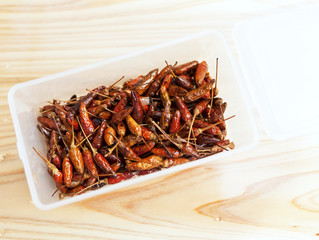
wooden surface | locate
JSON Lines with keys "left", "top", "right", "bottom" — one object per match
{"left": 1, "top": 0, "right": 319, "bottom": 239}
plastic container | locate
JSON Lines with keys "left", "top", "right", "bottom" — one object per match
{"left": 8, "top": 30, "right": 258, "bottom": 210}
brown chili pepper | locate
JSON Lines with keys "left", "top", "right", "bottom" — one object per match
{"left": 91, "top": 120, "right": 107, "bottom": 149}
{"left": 104, "top": 126, "right": 116, "bottom": 146}
{"left": 147, "top": 110, "right": 162, "bottom": 120}
{"left": 175, "top": 96, "right": 192, "bottom": 123}
{"left": 160, "top": 87, "right": 171, "bottom": 107}
{"left": 193, "top": 119, "right": 221, "bottom": 136}
{"left": 202, "top": 106, "right": 212, "bottom": 118}
{"left": 116, "top": 122, "right": 126, "bottom": 137}
{"left": 37, "top": 116, "right": 60, "bottom": 131}
{"left": 111, "top": 162, "right": 121, "bottom": 172}
{"left": 98, "top": 111, "right": 112, "bottom": 120}
{"left": 79, "top": 101, "right": 94, "bottom": 137}
{"left": 76, "top": 131, "right": 84, "bottom": 144}
{"left": 110, "top": 106, "right": 133, "bottom": 124}
{"left": 82, "top": 147, "right": 99, "bottom": 179}
{"left": 117, "top": 138, "right": 141, "bottom": 161}
{"left": 106, "top": 153, "right": 122, "bottom": 164}
{"left": 183, "top": 80, "right": 214, "bottom": 103}
{"left": 113, "top": 92, "right": 128, "bottom": 113}
{"left": 94, "top": 153, "right": 115, "bottom": 174}
{"left": 92, "top": 117, "right": 102, "bottom": 129}
{"left": 126, "top": 114, "right": 142, "bottom": 138}
{"left": 174, "top": 60, "right": 198, "bottom": 75}
{"left": 210, "top": 140, "right": 235, "bottom": 153}
{"left": 195, "top": 61, "right": 208, "bottom": 86}
{"left": 131, "top": 141, "right": 156, "bottom": 156}
{"left": 68, "top": 179, "right": 85, "bottom": 189}
{"left": 196, "top": 134, "right": 221, "bottom": 145}
{"left": 140, "top": 155, "right": 163, "bottom": 164}
{"left": 127, "top": 155, "right": 163, "bottom": 170}
{"left": 201, "top": 85, "right": 211, "bottom": 99}
{"left": 58, "top": 185, "right": 68, "bottom": 194}
{"left": 124, "top": 134, "right": 139, "bottom": 147}
{"left": 69, "top": 179, "right": 85, "bottom": 188}
{"left": 218, "top": 120, "right": 226, "bottom": 131}
{"left": 49, "top": 130, "right": 59, "bottom": 153}
{"left": 132, "top": 69, "right": 158, "bottom": 95}
{"left": 131, "top": 90, "right": 144, "bottom": 123}
{"left": 160, "top": 74, "right": 173, "bottom": 92}
{"left": 188, "top": 99, "right": 210, "bottom": 126}
{"left": 68, "top": 129, "right": 85, "bottom": 174}
{"left": 83, "top": 176, "right": 97, "bottom": 188}
{"left": 40, "top": 105, "right": 55, "bottom": 116}
{"left": 87, "top": 104, "right": 107, "bottom": 116}
{"left": 64, "top": 185, "right": 86, "bottom": 197}
{"left": 201, "top": 76, "right": 214, "bottom": 99}
{"left": 65, "top": 108, "right": 79, "bottom": 131}
{"left": 73, "top": 90, "right": 95, "bottom": 112}
{"left": 71, "top": 172, "right": 90, "bottom": 182}
{"left": 213, "top": 97, "right": 223, "bottom": 105}
{"left": 181, "top": 143, "right": 200, "bottom": 158}
{"left": 124, "top": 75, "right": 143, "bottom": 89}
{"left": 176, "top": 127, "right": 200, "bottom": 138}
{"left": 210, "top": 102, "right": 227, "bottom": 123}
{"left": 151, "top": 147, "right": 181, "bottom": 158}
{"left": 80, "top": 92, "right": 95, "bottom": 107}
{"left": 48, "top": 166, "right": 63, "bottom": 187}
{"left": 33, "top": 147, "right": 63, "bottom": 187}
{"left": 186, "top": 99, "right": 210, "bottom": 142}
{"left": 160, "top": 106, "right": 172, "bottom": 131}
{"left": 169, "top": 110, "right": 181, "bottom": 134}
{"left": 175, "top": 74, "right": 194, "bottom": 91}
{"left": 144, "top": 65, "right": 172, "bottom": 97}
{"left": 54, "top": 103, "right": 70, "bottom": 130}
{"left": 140, "top": 126, "right": 157, "bottom": 141}
{"left": 160, "top": 88, "right": 172, "bottom": 130}
{"left": 37, "top": 124, "right": 51, "bottom": 139}
{"left": 74, "top": 86, "right": 105, "bottom": 111}
{"left": 126, "top": 157, "right": 162, "bottom": 171}
{"left": 51, "top": 154, "right": 62, "bottom": 170}
{"left": 163, "top": 157, "right": 189, "bottom": 167}
{"left": 194, "top": 99, "right": 210, "bottom": 116}
{"left": 62, "top": 156, "right": 73, "bottom": 188}
{"left": 167, "top": 85, "right": 188, "bottom": 97}
{"left": 69, "top": 145, "right": 84, "bottom": 174}
{"left": 108, "top": 172, "right": 135, "bottom": 184}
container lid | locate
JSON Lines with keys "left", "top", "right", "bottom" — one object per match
{"left": 233, "top": 5, "right": 319, "bottom": 140}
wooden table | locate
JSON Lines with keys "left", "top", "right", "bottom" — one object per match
{"left": 1, "top": 1, "right": 319, "bottom": 239}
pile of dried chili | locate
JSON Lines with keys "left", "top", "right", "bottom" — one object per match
{"left": 35, "top": 60, "right": 235, "bottom": 198}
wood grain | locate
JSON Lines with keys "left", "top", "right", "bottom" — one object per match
{"left": 1, "top": 0, "right": 319, "bottom": 239}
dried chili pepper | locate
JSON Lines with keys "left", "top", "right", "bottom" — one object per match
{"left": 174, "top": 60, "right": 198, "bottom": 75}
{"left": 36, "top": 59, "right": 234, "bottom": 197}
{"left": 195, "top": 61, "right": 208, "bottom": 86}
{"left": 144, "top": 65, "right": 171, "bottom": 97}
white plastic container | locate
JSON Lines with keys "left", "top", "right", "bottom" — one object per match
{"left": 8, "top": 30, "right": 258, "bottom": 210}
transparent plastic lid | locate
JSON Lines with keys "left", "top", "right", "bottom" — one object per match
{"left": 233, "top": 4, "right": 319, "bottom": 140}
